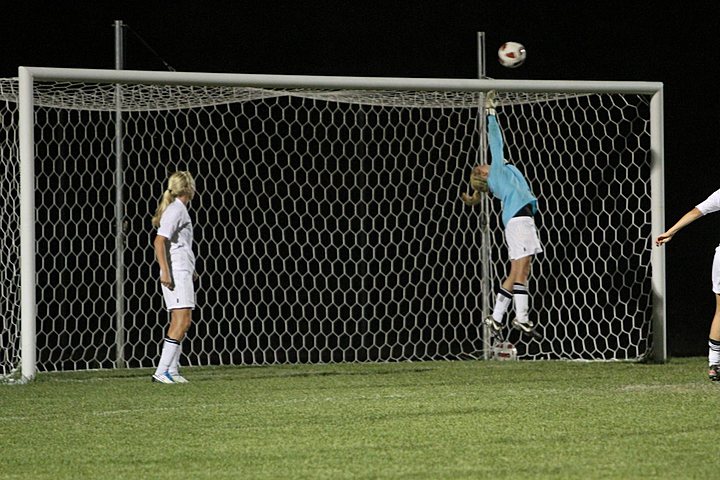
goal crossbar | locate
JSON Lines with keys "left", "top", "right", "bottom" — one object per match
{"left": 22, "top": 66, "right": 662, "bottom": 94}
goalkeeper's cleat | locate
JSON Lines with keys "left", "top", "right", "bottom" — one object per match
{"left": 512, "top": 318, "right": 542, "bottom": 340}
{"left": 152, "top": 371, "right": 176, "bottom": 384}
{"left": 484, "top": 315, "right": 503, "bottom": 333}
{"left": 484, "top": 90, "right": 497, "bottom": 115}
{"left": 169, "top": 373, "right": 189, "bottom": 383}
{"left": 709, "top": 365, "right": 720, "bottom": 381}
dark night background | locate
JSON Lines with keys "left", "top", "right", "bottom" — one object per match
{"left": 1, "top": 1, "right": 717, "bottom": 357}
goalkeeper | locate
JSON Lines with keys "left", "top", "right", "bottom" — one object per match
{"left": 461, "top": 91, "right": 543, "bottom": 339}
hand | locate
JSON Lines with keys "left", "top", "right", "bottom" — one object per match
{"left": 461, "top": 191, "right": 481, "bottom": 206}
{"left": 469, "top": 166, "right": 488, "bottom": 193}
{"left": 160, "top": 271, "right": 174, "bottom": 290}
{"left": 655, "top": 232, "right": 673, "bottom": 247}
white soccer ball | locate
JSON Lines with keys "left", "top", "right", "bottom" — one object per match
{"left": 492, "top": 341, "right": 518, "bottom": 361}
{"left": 498, "top": 42, "right": 526, "bottom": 68}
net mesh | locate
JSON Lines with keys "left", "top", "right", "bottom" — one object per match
{"left": 0, "top": 79, "right": 21, "bottom": 379}
{"left": 0, "top": 79, "right": 654, "bottom": 377}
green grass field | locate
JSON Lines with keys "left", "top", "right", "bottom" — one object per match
{"left": 2, "top": 358, "right": 719, "bottom": 479}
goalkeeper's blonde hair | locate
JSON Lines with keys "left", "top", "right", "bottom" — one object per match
{"left": 151, "top": 171, "right": 196, "bottom": 228}
{"left": 470, "top": 169, "right": 489, "bottom": 193}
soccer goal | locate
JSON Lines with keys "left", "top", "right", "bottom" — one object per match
{"left": 0, "top": 68, "right": 664, "bottom": 382}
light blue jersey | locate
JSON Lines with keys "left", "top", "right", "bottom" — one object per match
{"left": 487, "top": 115, "right": 538, "bottom": 227}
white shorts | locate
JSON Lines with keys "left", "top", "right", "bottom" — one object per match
{"left": 712, "top": 245, "right": 720, "bottom": 295}
{"left": 505, "top": 216, "right": 543, "bottom": 261}
{"left": 161, "top": 270, "right": 196, "bottom": 310}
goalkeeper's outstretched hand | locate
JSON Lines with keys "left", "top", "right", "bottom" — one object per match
{"left": 469, "top": 168, "right": 487, "bottom": 192}
{"left": 461, "top": 165, "right": 488, "bottom": 206}
{"left": 461, "top": 191, "right": 481, "bottom": 206}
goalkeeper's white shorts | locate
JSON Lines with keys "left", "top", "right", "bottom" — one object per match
{"left": 712, "top": 245, "right": 720, "bottom": 295}
{"left": 505, "top": 216, "right": 543, "bottom": 261}
{"left": 161, "top": 270, "right": 196, "bottom": 310}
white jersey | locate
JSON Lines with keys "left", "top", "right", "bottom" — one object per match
{"left": 697, "top": 188, "right": 720, "bottom": 294}
{"left": 157, "top": 198, "right": 195, "bottom": 273}
{"left": 696, "top": 188, "right": 720, "bottom": 216}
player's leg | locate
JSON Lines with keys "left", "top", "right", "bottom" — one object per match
{"left": 166, "top": 308, "right": 192, "bottom": 383}
{"left": 507, "top": 255, "right": 532, "bottom": 321}
{"left": 506, "top": 256, "right": 541, "bottom": 338}
{"left": 167, "top": 307, "right": 192, "bottom": 340}
{"left": 707, "top": 248, "right": 720, "bottom": 380}
{"left": 168, "top": 338, "right": 184, "bottom": 380}
{"left": 153, "top": 271, "right": 195, "bottom": 383}
{"left": 483, "top": 216, "right": 514, "bottom": 332}
{"left": 484, "top": 284, "right": 513, "bottom": 332}
{"left": 152, "top": 324, "right": 180, "bottom": 384}
{"left": 502, "top": 217, "right": 543, "bottom": 338}
{"left": 484, "top": 217, "right": 541, "bottom": 333}
{"left": 484, "top": 256, "right": 533, "bottom": 333}
{"left": 153, "top": 308, "right": 192, "bottom": 383}
{"left": 708, "top": 295, "right": 720, "bottom": 380}
{"left": 485, "top": 256, "right": 529, "bottom": 332}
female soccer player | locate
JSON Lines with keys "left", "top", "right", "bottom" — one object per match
{"left": 150, "top": 171, "right": 197, "bottom": 384}
{"left": 656, "top": 187, "right": 720, "bottom": 381}
{"left": 461, "top": 91, "right": 543, "bottom": 339}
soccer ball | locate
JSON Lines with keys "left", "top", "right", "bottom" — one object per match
{"left": 498, "top": 42, "right": 526, "bottom": 68}
{"left": 491, "top": 341, "right": 518, "bottom": 361}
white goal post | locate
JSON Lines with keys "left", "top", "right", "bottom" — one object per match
{"left": 2, "top": 67, "right": 664, "bottom": 382}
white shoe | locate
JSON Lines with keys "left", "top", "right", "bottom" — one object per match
{"left": 484, "top": 90, "right": 497, "bottom": 115}
{"left": 170, "top": 373, "right": 189, "bottom": 383}
{"left": 152, "top": 371, "right": 176, "bottom": 384}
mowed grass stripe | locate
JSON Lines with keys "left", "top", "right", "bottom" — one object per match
{"left": 1, "top": 358, "right": 718, "bottom": 479}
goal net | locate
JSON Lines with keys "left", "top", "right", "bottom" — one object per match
{"left": 0, "top": 69, "right": 665, "bottom": 381}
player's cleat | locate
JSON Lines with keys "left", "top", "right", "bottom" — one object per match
{"left": 709, "top": 365, "right": 720, "bottom": 381}
{"left": 170, "top": 373, "right": 189, "bottom": 384}
{"left": 484, "top": 315, "right": 503, "bottom": 333}
{"left": 152, "top": 371, "right": 176, "bottom": 384}
{"left": 512, "top": 318, "right": 542, "bottom": 340}
{"left": 484, "top": 90, "right": 497, "bottom": 115}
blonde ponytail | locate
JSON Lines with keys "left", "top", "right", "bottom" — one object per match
{"left": 151, "top": 171, "right": 196, "bottom": 228}
{"left": 151, "top": 189, "right": 175, "bottom": 228}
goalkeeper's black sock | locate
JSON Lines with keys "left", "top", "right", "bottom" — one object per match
{"left": 491, "top": 288, "right": 513, "bottom": 323}
{"left": 708, "top": 338, "right": 720, "bottom": 366}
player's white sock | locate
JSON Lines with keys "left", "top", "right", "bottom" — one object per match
{"left": 154, "top": 337, "right": 180, "bottom": 376}
{"left": 492, "top": 288, "right": 513, "bottom": 323}
{"left": 168, "top": 339, "right": 183, "bottom": 376}
{"left": 708, "top": 338, "right": 720, "bottom": 366}
{"left": 513, "top": 283, "right": 529, "bottom": 323}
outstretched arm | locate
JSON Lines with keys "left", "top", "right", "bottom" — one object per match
{"left": 655, "top": 207, "right": 703, "bottom": 246}
{"left": 487, "top": 114, "right": 504, "bottom": 165}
